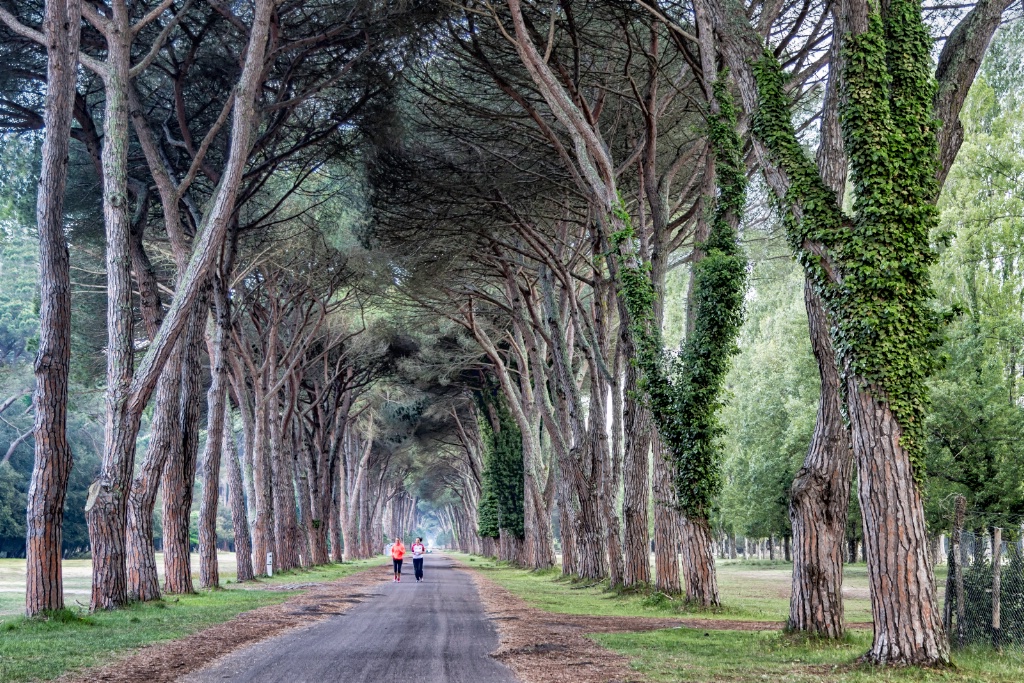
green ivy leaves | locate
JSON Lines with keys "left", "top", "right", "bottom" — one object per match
{"left": 751, "top": 0, "right": 940, "bottom": 480}
{"left": 616, "top": 77, "right": 748, "bottom": 519}
{"left": 476, "top": 389, "right": 526, "bottom": 539}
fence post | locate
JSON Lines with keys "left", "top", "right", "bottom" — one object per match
{"left": 951, "top": 495, "right": 966, "bottom": 647}
{"left": 992, "top": 527, "right": 1002, "bottom": 651}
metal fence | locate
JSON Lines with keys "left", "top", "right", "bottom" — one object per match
{"left": 944, "top": 497, "right": 1024, "bottom": 653}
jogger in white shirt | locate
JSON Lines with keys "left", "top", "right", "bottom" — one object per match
{"left": 411, "top": 538, "right": 426, "bottom": 582}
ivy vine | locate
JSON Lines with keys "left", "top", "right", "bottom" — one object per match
{"left": 750, "top": 0, "right": 940, "bottom": 478}
{"left": 475, "top": 388, "right": 525, "bottom": 540}
{"left": 616, "top": 77, "right": 748, "bottom": 519}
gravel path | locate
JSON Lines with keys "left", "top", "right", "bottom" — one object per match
{"left": 182, "top": 555, "right": 517, "bottom": 683}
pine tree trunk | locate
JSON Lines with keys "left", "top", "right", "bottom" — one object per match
{"left": 224, "top": 418, "right": 254, "bottom": 581}
{"left": 847, "top": 379, "right": 949, "bottom": 665}
{"left": 162, "top": 302, "right": 207, "bottom": 594}
{"left": 680, "top": 516, "right": 720, "bottom": 606}
{"left": 24, "top": 0, "right": 82, "bottom": 617}
{"left": 525, "top": 469, "right": 555, "bottom": 569}
{"left": 788, "top": 278, "right": 855, "bottom": 637}
{"left": 251, "top": 402, "right": 275, "bottom": 575}
{"left": 555, "top": 455, "right": 578, "bottom": 576}
{"left": 789, "top": 47, "right": 851, "bottom": 633}
{"left": 270, "top": 402, "right": 299, "bottom": 571}
{"left": 361, "top": 475, "right": 377, "bottom": 558}
{"left": 652, "top": 437, "right": 681, "bottom": 593}
{"left": 292, "top": 436, "right": 315, "bottom": 569}
{"left": 85, "top": 0, "right": 135, "bottom": 611}
{"left": 304, "top": 438, "right": 330, "bottom": 566}
{"left": 125, "top": 353, "right": 183, "bottom": 601}
{"left": 329, "top": 471, "right": 343, "bottom": 563}
{"left": 621, "top": 375, "right": 652, "bottom": 587}
{"left": 199, "top": 271, "right": 232, "bottom": 588}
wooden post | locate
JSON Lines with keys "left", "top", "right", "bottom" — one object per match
{"left": 992, "top": 527, "right": 1002, "bottom": 651}
{"left": 951, "top": 495, "right": 966, "bottom": 647}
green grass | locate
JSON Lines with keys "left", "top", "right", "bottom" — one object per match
{"left": 593, "top": 628, "right": 1024, "bottom": 683}
{"left": 450, "top": 553, "right": 873, "bottom": 623}
{"left": 455, "top": 554, "right": 1006, "bottom": 682}
{"left": 0, "top": 558, "right": 381, "bottom": 682}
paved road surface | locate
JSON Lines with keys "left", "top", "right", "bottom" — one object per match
{"left": 183, "top": 554, "right": 516, "bottom": 683}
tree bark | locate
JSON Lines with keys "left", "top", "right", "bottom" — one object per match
{"left": 250, "top": 390, "right": 276, "bottom": 574}
{"left": 22, "top": 0, "right": 82, "bottom": 618}
{"left": 788, "top": 287, "right": 854, "bottom": 637}
{"left": 199, "top": 262, "right": 233, "bottom": 588}
{"left": 125, "top": 352, "right": 183, "bottom": 602}
{"left": 269, "top": 394, "right": 299, "bottom": 571}
{"left": 85, "top": 0, "right": 136, "bottom": 609}
{"left": 162, "top": 299, "right": 208, "bottom": 594}
{"left": 680, "top": 516, "right": 720, "bottom": 605}
{"left": 225, "top": 412, "right": 254, "bottom": 581}
{"left": 652, "top": 437, "right": 681, "bottom": 593}
{"left": 621, "top": 362, "right": 652, "bottom": 587}
{"left": 847, "top": 381, "right": 948, "bottom": 664}
{"left": 555, "top": 452, "right": 578, "bottom": 576}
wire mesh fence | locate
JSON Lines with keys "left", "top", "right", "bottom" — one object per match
{"left": 944, "top": 497, "right": 1024, "bottom": 653}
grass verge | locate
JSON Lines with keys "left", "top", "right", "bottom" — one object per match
{"left": 0, "top": 559, "right": 380, "bottom": 683}
{"left": 451, "top": 553, "right": 870, "bottom": 622}
{"left": 594, "top": 628, "right": 1023, "bottom": 683}
{"left": 456, "top": 553, "right": 1011, "bottom": 682}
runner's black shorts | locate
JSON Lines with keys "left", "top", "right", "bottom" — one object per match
{"left": 393, "top": 558, "right": 403, "bottom": 573}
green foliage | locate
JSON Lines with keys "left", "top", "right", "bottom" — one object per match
{"left": 616, "top": 77, "right": 748, "bottom": 519}
{"left": 719, "top": 256, "right": 818, "bottom": 538}
{"left": 751, "top": 0, "right": 941, "bottom": 479}
{"left": 0, "top": 463, "right": 26, "bottom": 540}
{"left": 477, "top": 487, "right": 500, "bottom": 539}
{"left": 923, "top": 320, "right": 1024, "bottom": 527}
{"left": 476, "top": 389, "right": 525, "bottom": 539}
{"left": 923, "top": 55, "right": 1024, "bottom": 529}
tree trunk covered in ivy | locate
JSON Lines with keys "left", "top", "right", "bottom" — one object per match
{"left": 20, "top": 0, "right": 82, "bottom": 618}
{"left": 788, "top": 31, "right": 854, "bottom": 638}
{"left": 616, "top": 70, "right": 746, "bottom": 606}
{"left": 476, "top": 390, "right": 527, "bottom": 564}
{"left": 728, "top": 0, "right": 951, "bottom": 659}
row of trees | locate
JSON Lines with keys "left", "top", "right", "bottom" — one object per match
{"left": 0, "top": 0, "right": 454, "bottom": 612}
{"left": 2, "top": 0, "right": 1022, "bottom": 670}
{"left": 363, "top": 0, "right": 1020, "bottom": 667}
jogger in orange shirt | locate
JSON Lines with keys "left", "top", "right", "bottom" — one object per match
{"left": 390, "top": 537, "right": 405, "bottom": 582}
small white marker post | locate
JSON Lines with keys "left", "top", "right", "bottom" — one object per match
{"left": 266, "top": 552, "right": 274, "bottom": 577}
